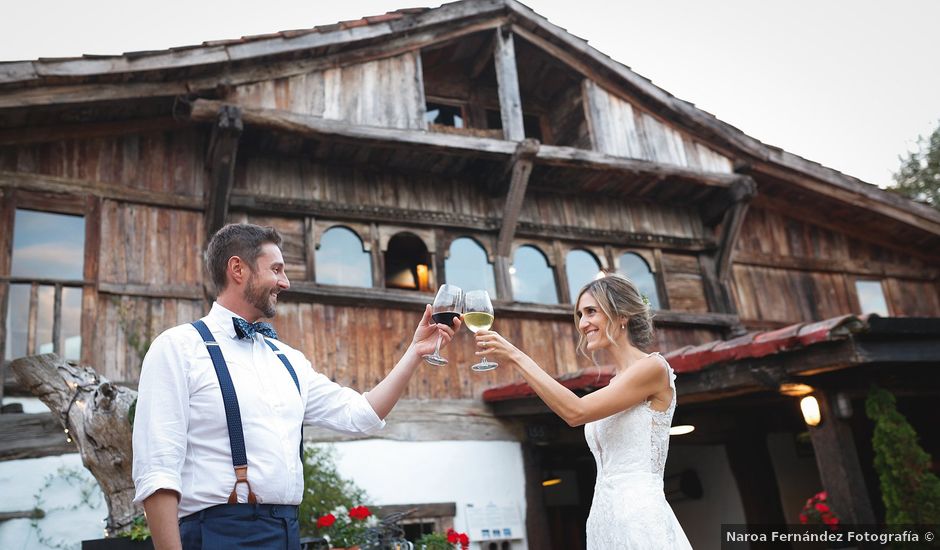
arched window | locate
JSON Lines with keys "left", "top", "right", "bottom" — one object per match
{"left": 445, "top": 237, "right": 496, "bottom": 297}
{"left": 617, "top": 252, "right": 660, "bottom": 310}
{"left": 511, "top": 245, "right": 558, "bottom": 304}
{"left": 316, "top": 226, "right": 372, "bottom": 287}
{"left": 385, "top": 232, "right": 431, "bottom": 291}
{"left": 566, "top": 249, "right": 602, "bottom": 303}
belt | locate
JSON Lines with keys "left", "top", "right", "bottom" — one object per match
{"left": 180, "top": 503, "right": 299, "bottom": 524}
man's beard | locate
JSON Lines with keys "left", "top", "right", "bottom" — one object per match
{"left": 244, "top": 272, "right": 277, "bottom": 318}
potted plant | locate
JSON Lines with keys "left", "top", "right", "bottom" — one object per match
{"left": 799, "top": 491, "right": 840, "bottom": 530}
{"left": 313, "top": 505, "right": 377, "bottom": 549}
{"left": 416, "top": 528, "right": 470, "bottom": 550}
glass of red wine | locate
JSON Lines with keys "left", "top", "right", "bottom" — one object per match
{"left": 423, "top": 284, "right": 463, "bottom": 366}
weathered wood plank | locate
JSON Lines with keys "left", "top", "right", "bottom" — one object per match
{"left": 0, "top": 171, "right": 202, "bottom": 211}
{"left": 0, "top": 412, "right": 76, "bottom": 461}
{"left": 97, "top": 282, "right": 203, "bottom": 300}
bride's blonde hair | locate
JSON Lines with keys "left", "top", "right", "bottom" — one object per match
{"left": 574, "top": 273, "right": 654, "bottom": 358}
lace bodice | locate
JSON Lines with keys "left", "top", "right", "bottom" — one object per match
{"left": 584, "top": 352, "right": 677, "bottom": 479}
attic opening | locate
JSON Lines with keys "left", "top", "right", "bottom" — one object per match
{"left": 420, "top": 30, "right": 503, "bottom": 139}
{"left": 513, "top": 35, "right": 591, "bottom": 148}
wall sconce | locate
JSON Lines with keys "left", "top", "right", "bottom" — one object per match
{"left": 669, "top": 425, "right": 695, "bottom": 436}
{"left": 542, "top": 471, "right": 562, "bottom": 487}
{"left": 835, "top": 392, "right": 853, "bottom": 419}
{"left": 800, "top": 395, "right": 822, "bottom": 427}
{"left": 778, "top": 383, "right": 815, "bottom": 397}
{"left": 416, "top": 264, "right": 430, "bottom": 292}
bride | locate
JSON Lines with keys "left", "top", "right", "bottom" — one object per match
{"left": 474, "top": 273, "right": 692, "bottom": 549}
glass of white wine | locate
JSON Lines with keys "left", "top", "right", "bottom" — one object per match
{"left": 464, "top": 290, "right": 497, "bottom": 372}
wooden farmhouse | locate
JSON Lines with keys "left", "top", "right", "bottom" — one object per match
{"left": 1, "top": 1, "right": 939, "bottom": 548}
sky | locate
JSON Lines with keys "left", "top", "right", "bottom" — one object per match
{"left": 2, "top": 0, "right": 939, "bottom": 188}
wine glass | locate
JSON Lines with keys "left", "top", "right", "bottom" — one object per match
{"left": 423, "top": 284, "right": 463, "bottom": 366}
{"left": 464, "top": 290, "right": 497, "bottom": 372}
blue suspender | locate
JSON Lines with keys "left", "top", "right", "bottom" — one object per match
{"left": 190, "top": 320, "right": 303, "bottom": 504}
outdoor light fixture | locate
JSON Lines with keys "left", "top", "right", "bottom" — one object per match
{"left": 416, "top": 264, "right": 429, "bottom": 292}
{"left": 778, "top": 382, "right": 815, "bottom": 397}
{"left": 669, "top": 425, "right": 695, "bottom": 436}
{"left": 542, "top": 471, "right": 562, "bottom": 487}
{"left": 800, "top": 395, "right": 822, "bottom": 427}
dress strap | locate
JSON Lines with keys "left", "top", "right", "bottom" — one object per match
{"left": 647, "top": 352, "right": 677, "bottom": 389}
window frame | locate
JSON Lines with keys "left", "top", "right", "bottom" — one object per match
{"left": 312, "top": 221, "right": 376, "bottom": 289}
{"left": 1, "top": 189, "right": 97, "bottom": 372}
{"left": 609, "top": 247, "right": 667, "bottom": 311}
{"left": 852, "top": 277, "right": 892, "bottom": 317}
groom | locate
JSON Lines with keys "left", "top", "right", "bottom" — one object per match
{"left": 132, "top": 223, "right": 457, "bottom": 550}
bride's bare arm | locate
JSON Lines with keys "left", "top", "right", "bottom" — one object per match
{"left": 475, "top": 330, "right": 667, "bottom": 427}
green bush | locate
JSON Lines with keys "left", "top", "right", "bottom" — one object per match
{"left": 865, "top": 386, "right": 940, "bottom": 525}
{"left": 299, "top": 445, "right": 369, "bottom": 537}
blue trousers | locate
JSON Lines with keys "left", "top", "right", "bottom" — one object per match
{"left": 179, "top": 503, "right": 300, "bottom": 550}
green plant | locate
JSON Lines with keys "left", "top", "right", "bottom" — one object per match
{"left": 866, "top": 386, "right": 940, "bottom": 525}
{"left": 299, "top": 445, "right": 369, "bottom": 538}
{"left": 122, "top": 514, "right": 151, "bottom": 541}
{"left": 416, "top": 528, "right": 469, "bottom": 550}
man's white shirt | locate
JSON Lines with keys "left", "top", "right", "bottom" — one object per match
{"left": 132, "top": 302, "right": 385, "bottom": 517}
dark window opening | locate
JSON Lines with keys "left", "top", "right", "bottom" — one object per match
{"left": 402, "top": 521, "right": 437, "bottom": 542}
{"left": 385, "top": 233, "right": 431, "bottom": 291}
{"left": 485, "top": 109, "right": 543, "bottom": 141}
{"left": 425, "top": 102, "right": 464, "bottom": 128}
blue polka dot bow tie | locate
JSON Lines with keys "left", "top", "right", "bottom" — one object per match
{"left": 233, "top": 318, "right": 278, "bottom": 340}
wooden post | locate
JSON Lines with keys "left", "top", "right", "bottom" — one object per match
{"left": 204, "top": 105, "right": 243, "bottom": 240}
{"left": 807, "top": 390, "right": 876, "bottom": 525}
{"left": 0, "top": 188, "right": 13, "bottom": 407}
{"left": 494, "top": 256, "right": 513, "bottom": 301}
{"left": 700, "top": 176, "right": 755, "bottom": 321}
{"left": 494, "top": 27, "right": 525, "bottom": 141}
{"left": 726, "top": 435, "right": 787, "bottom": 528}
{"left": 521, "top": 442, "right": 552, "bottom": 550}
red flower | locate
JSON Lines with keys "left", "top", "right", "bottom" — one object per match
{"left": 799, "top": 513, "right": 808, "bottom": 524}
{"left": 458, "top": 533, "right": 470, "bottom": 547}
{"left": 349, "top": 505, "right": 371, "bottom": 520}
{"left": 316, "top": 513, "right": 336, "bottom": 529}
{"left": 447, "top": 528, "right": 459, "bottom": 544}
{"left": 815, "top": 503, "right": 830, "bottom": 513}
{"left": 818, "top": 491, "right": 827, "bottom": 500}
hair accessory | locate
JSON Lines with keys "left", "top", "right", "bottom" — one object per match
{"left": 641, "top": 293, "right": 651, "bottom": 306}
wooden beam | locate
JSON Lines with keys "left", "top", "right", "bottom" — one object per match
{"left": 204, "top": 105, "right": 243, "bottom": 239}
{"left": 716, "top": 178, "right": 756, "bottom": 283}
{"left": 0, "top": 412, "right": 76, "bottom": 461}
{"left": 733, "top": 251, "right": 939, "bottom": 281}
{"left": 725, "top": 434, "right": 787, "bottom": 525}
{"left": 536, "top": 145, "right": 739, "bottom": 188}
{"left": 0, "top": 117, "right": 186, "bottom": 146}
{"left": 0, "top": 509, "right": 45, "bottom": 522}
{"left": 191, "top": 98, "right": 517, "bottom": 157}
{"left": 0, "top": 171, "right": 203, "bottom": 211}
{"left": 302, "top": 399, "right": 522, "bottom": 443}
{"left": 807, "top": 390, "right": 876, "bottom": 524}
{"left": 496, "top": 139, "right": 539, "bottom": 256}
{"left": 494, "top": 27, "right": 525, "bottom": 141}
{"left": 279, "top": 281, "right": 740, "bottom": 328}
{"left": 96, "top": 282, "right": 203, "bottom": 300}
{"left": 470, "top": 30, "right": 498, "bottom": 79}
{"left": 192, "top": 100, "right": 744, "bottom": 193}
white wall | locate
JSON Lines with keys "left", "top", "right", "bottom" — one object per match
{"left": 326, "top": 440, "right": 529, "bottom": 550}
{"left": 0, "top": 453, "right": 106, "bottom": 550}
{"left": 667, "top": 444, "right": 748, "bottom": 550}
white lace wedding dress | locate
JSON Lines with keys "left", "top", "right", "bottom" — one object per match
{"left": 584, "top": 352, "right": 693, "bottom": 549}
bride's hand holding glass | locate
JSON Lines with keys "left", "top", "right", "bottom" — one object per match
{"left": 474, "top": 330, "right": 522, "bottom": 366}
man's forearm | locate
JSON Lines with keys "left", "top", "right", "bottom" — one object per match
{"left": 143, "top": 489, "right": 182, "bottom": 550}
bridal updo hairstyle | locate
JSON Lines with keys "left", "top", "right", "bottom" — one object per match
{"left": 574, "top": 273, "right": 655, "bottom": 355}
